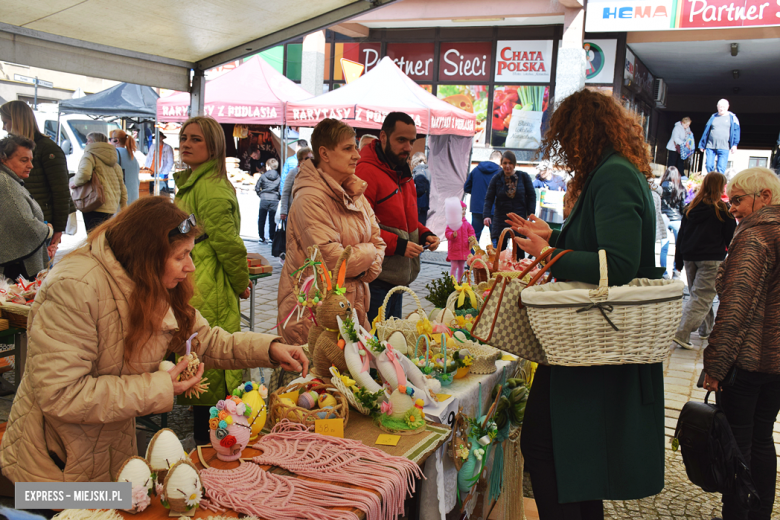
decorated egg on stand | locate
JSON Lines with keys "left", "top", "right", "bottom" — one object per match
{"left": 115, "top": 456, "right": 153, "bottom": 513}
{"left": 235, "top": 381, "right": 267, "bottom": 440}
{"left": 208, "top": 397, "right": 252, "bottom": 462}
{"left": 161, "top": 459, "right": 202, "bottom": 515}
{"left": 145, "top": 428, "right": 187, "bottom": 483}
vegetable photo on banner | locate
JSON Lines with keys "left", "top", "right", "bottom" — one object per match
{"left": 505, "top": 86, "right": 548, "bottom": 149}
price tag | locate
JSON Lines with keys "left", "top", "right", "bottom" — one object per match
{"left": 375, "top": 434, "right": 401, "bottom": 446}
{"left": 436, "top": 393, "right": 452, "bottom": 402}
{"left": 278, "top": 390, "right": 299, "bottom": 403}
{"left": 314, "top": 418, "right": 344, "bottom": 438}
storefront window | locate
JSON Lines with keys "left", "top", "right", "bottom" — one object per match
{"left": 437, "top": 85, "right": 488, "bottom": 146}
{"left": 286, "top": 44, "right": 303, "bottom": 82}
{"left": 491, "top": 85, "right": 549, "bottom": 148}
{"left": 258, "top": 46, "right": 284, "bottom": 74}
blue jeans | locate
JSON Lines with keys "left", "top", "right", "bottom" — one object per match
{"left": 705, "top": 148, "right": 729, "bottom": 174}
{"left": 471, "top": 213, "right": 484, "bottom": 242}
{"left": 659, "top": 219, "right": 681, "bottom": 274}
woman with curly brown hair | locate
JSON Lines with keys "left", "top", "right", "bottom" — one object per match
{"left": 508, "top": 89, "right": 666, "bottom": 519}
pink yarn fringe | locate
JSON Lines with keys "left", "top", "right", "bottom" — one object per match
{"left": 250, "top": 420, "right": 425, "bottom": 520}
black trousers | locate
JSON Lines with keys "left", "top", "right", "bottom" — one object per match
{"left": 418, "top": 207, "right": 428, "bottom": 227}
{"left": 720, "top": 368, "right": 780, "bottom": 520}
{"left": 83, "top": 211, "right": 113, "bottom": 233}
{"left": 667, "top": 149, "right": 686, "bottom": 176}
{"left": 521, "top": 364, "right": 604, "bottom": 520}
{"left": 258, "top": 199, "right": 277, "bottom": 241}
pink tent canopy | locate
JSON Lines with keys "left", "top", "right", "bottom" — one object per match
{"left": 157, "top": 56, "right": 311, "bottom": 124}
{"left": 286, "top": 57, "right": 476, "bottom": 137}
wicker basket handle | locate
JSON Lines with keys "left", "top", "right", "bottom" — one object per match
{"left": 588, "top": 249, "right": 610, "bottom": 300}
{"left": 470, "top": 257, "right": 491, "bottom": 279}
{"left": 379, "top": 285, "right": 425, "bottom": 321}
{"left": 489, "top": 228, "right": 517, "bottom": 274}
{"left": 525, "top": 249, "right": 573, "bottom": 287}
{"left": 414, "top": 335, "right": 431, "bottom": 370}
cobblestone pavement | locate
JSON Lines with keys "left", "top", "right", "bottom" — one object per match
{"left": 2, "top": 232, "right": 779, "bottom": 519}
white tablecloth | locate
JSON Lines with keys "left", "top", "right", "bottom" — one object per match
{"left": 419, "top": 359, "right": 518, "bottom": 520}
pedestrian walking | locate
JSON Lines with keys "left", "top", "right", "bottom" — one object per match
{"left": 110, "top": 129, "right": 141, "bottom": 204}
{"left": 145, "top": 132, "right": 175, "bottom": 195}
{"left": 411, "top": 152, "right": 431, "bottom": 226}
{"left": 532, "top": 161, "right": 567, "bottom": 191}
{"left": 280, "top": 139, "right": 308, "bottom": 195}
{"left": 510, "top": 89, "right": 666, "bottom": 520}
{"left": 0, "top": 100, "right": 74, "bottom": 261}
{"left": 698, "top": 99, "right": 740, "bottom": 174}
{"left": 483, "top": 150, "right": 536, "bottom": 253}
{"left": 255, "top": 158, "right": 281, "bottom": 243}
{"left": 277, "top": 147, "right": 313, "bottom": 260}
{"left": 672, "top": 172, "right": 736, "bottom": 350}
{"left": 660, "top": 166, "right": 686, "bottom": 279}
{"left": 356, "top": 112, "right": 439, "bottom": 322}
{"left": 277, "top": 118, "right": 385, "bottom": 345}
{"left": 703, "top": 166, "right": 780, "bottom": 520}
{"left": 444, "top": 199, "right": 475, "bottom": 282}
{"left": 464, "top": 150, "right": 502, "bottom": 242}
{"left": 173, "top": 116, "right": 251, "bottom": 445}
{"left": 650, "top": 180, "right": 667, "bottom": 247}
{"left": 72, "top": 132, "right": 127, "bottom": 232}
{"left": 666, "top": 117, "right": 694, "bottom": 175}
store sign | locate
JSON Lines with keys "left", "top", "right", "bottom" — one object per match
{"left": 624, "top": 48, "right": 636, "bottom": 84}
{"left": 585, "top": 0, "right": 780, "bottom": 31}
{"left": 438, "top": 42, "right": 493, "bottom": 82}
{"left": 385, "top": 43, "right": 436, "bottom": 81}
{"left": 584, "top": 39, "right": 617, "bottom": 84}
{"left": 494, "top": 41, "right": 553, "bottom": 83}
{"left": 357, "top": 43, "right": 383, "bottom": 72}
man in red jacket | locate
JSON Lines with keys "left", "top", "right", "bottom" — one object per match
{"left": 357, "top": 112, "right": 440, "bottom": 321}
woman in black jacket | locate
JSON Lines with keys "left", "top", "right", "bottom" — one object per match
{"left": 659, "top": 166, "right": 686, "bottom": 279}
{"left": 483, "top": 150, "right": 536, "bottom": 253}
{"left": 255, "top": 157, "right": 281, "bottom": 243}
{"left": 672, "top": 172, "right": 736, "bottom": 350}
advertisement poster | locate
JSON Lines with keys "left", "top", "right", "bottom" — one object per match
{"left": 437, "top": 42, "right": 493, "bottom": 82}
{"left": 491, "top": 85, "right": 549, "bottom": 148}
{"left": 385, "top": 42, "right": 436, "bottom": 81}
{"left": 437, "top": 85, "right": 489, "bottom": 145}
{"left": 583, "top": 39, "right": 617, "bottom": 84}
{"left": 494, "top": 40, "right": 553, "bottom": 83}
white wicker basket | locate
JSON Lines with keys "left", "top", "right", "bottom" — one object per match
{"left": 456, "top": 339, "right": 501, "bottom": 374}
{"left": 521, "top": 250, "right": 684, "bottom": 366}
{"left": 376, "top": 286, "right": 425, "bottom": 354}
{"left": 329, "top": 367, "right": 379, "bottom": 415}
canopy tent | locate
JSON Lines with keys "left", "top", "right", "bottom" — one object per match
{"left": 157, "top": 56, "right": 312, "bottom": 125}
{"left": 58, "top": 83, "right": 159, "bottom": 120}
{"left": 286, "top": 57, "right": 476, "bottom": 137}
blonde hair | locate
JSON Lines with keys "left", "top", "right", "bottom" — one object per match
{"left": 411, "top": 152, "right": 427, "bottom": 169}
{"left": 179, "top": 116, "right": 227, "bottom": 182}
{"left": 110, "top": 129, "right": 137, "bottom": 155}
{"left": 727, "top": 167, "right": 780, "bottom": 205}
{"left": 681, "top": 117, "right": 691, "bottom": 125}
{"left": 266, "top": 158, "right": 279, "bottom": 171}
{"left": 87, "top": 132, "right": 108, "bottom": 143}
{"left": 311, "top": 118, "right": 356, "bottom": 165}
{"left": 0, "top": 100, "right": 40, "bottom": 140}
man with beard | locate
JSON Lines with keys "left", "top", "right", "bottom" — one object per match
{"left": 357, "top": 112, "right": 440, "bottom": 321}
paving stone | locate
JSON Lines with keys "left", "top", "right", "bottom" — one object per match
{"left": 664, "top": 383, "right": 691, "bottom": 395}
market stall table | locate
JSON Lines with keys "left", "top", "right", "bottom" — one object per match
{"left": 240, "top": 273, "right": 271, "bottom": 332}
{"left": 116, "top": 412, "right": 450, "bottom": 520}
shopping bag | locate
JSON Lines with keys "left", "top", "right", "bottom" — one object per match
{"left": 272, "top": 220, "right": 287, "bottom": 258}
{"left": 472, "top": 249, "right": 570, "bottom": 364}
{"left": 64, "top": 212, "right": 78, "bottom": 236}
{"left": 505, "top": 109, "right": 543, "bottom": 149}
{"left": 69, "top": 156, "right": 105, "bottom": 212}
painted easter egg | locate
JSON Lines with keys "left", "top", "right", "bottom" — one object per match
{"left": 162, "top": 459, "right": 202, "bottom": 513}
{"left": 297, "top": 392, "right": 316, "bottom": 409}
{"left": 387, "top": 331, "right": 408, "bottom": 356}
{"left": 389, "top": 389, "right": 414, "bottom": 420}
{"left": 241, "top": 388, "right": 267, "bottom": 440}
{"left": 318, "top": 393, "right": 337, "bottom": 409}
{"left": 406, "top": 312, "right": 421, "bottom": 322}
{"left": 316, "top": 406, "right": 336, "bottom": 419}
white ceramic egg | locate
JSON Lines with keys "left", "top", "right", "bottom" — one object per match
{"left": 406, "top": 312, "right": 421, "bottom": 322}
{"left": 387, "top": 331, "right": 408, "bottom": 356}
{"left": 453, "top": 331, "right": 468, "bottom": 343}
{"left": 163, "top": 459, "right": 202, "bottom": 512}
{"left": 145, "top": 428, "right": 187, "bottom": 472}
{"left": 158, "top": 360, "right": 176, "bottom": 372}
{"left": 389, "top": 389, "right": 414, "bottom": 420}
{"left": 116, "top": 456, "right": 153, "bottom": 490}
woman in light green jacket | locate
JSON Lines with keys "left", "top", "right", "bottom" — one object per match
{"left": 174, "top": 116, "right": 252, "bottom": 444}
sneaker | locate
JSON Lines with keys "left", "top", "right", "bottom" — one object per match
{"left": 258, "top": 238, "right": 266, "bottom": 243}
{"left": 672, "top": 270, "right": 682, "bottom": 280}
{"left": 662, "top": 272, "right": 671, "bottom": 280}
{"left": 673, "top": 338, "right": 694, "bottom": 350}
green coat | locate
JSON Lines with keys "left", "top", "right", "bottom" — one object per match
{"left": 174, "top": 159, "right": 249, "bottom": 405}
{"left": 545, "top": 149, "right": 666, "bottom": 503}
{"left": 28, "top": 132, "right": 75, "bottom": 233}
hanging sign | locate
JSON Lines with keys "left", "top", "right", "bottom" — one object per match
{"left": 438, "top": 42, "right": 493, "bottom": 82}
{"left": 340, "top": 58, "right": 365, "bottom": 84}
{"left": 584, "top": 39, "right": 617, "bottom": 84}
{"left": 386, "top": 42, "right": 436, "bottom": 81}
{"left": 494, "top": 41, "right": 553, "bottom": 83}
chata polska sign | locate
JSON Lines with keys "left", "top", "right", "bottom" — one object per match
{"left": 494, "top": 41, "right": 553, "bottom": 83}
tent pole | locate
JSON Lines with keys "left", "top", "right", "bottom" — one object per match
{"left": 281, "top": 124, "right": 287, "bottom": 173}
{"left": 154, "top": 119, "right": 160, "bottom": 196}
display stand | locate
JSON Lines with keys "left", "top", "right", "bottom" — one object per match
{"left": 240, "top": 273, "right": 271, "bottom": 332}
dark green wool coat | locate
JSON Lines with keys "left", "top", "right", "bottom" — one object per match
{"left": 544, "top": 149, "right": 666, "bottom": 503}
{"left": 28, "top": 133, "right": 74, "bottom": 233}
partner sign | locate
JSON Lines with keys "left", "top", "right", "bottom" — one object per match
{"left": 585, "top": 0, "right": 780, "bottom": 31}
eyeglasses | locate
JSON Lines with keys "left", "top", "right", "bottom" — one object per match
{"left": 729, "top": 192, "right": 759, "bottom": 206}
{"left": 109, "top": 138, "right": 119, "bottom": 143}
{"left": 169, "top": 214, "right": 197, "bottom": 237}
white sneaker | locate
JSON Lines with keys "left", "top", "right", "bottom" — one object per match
{"left": 672, "top": 270, "right": 682, "bottom": 280}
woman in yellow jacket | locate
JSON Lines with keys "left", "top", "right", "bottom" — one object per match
{"left": 72, "top": 132, "right": 127, "bottom": 232}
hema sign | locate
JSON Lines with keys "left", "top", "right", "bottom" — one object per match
{"left": 586, "top": 0, "right": 780, "bottom": 31}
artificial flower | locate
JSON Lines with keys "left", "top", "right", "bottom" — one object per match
{"left": 456, "top": 445, "right": 470, "bottom": 460}
{"left": 215, "top": 400, "right": 226, "bottom": 410}
{"left": 220, "top": 435, "right": 237, "bottom": 448}
{"left": 155, "top": 482, "right": 164, "bottom": 498}
{"left": 224, "top": 400, "right": 237, "bottom": 415}
{"left": 185, "top": 487, "right": 202, "bottom": 508}
{"left": 463, "top": 356, "right": 473, "bottom": 367}
{"left": 132, "top": 484, "right": 151, "bottom": 512}
{"left": 215, "top": 427, "right": 229, "bottom": 440}
{"left": 208, "top": 407, "right": 219, "bottom": 418}
{"left": 380, "top": 401, "right": 393, "bottom": 416}
{"left": 258, "top": 385, "right": 269, "bottom": 399}
{"left": 340, "top": 374, "right": 356, "bottom": 388}
{"left": 208, "top": 418, "right": 219, "bottom": 430}
{"left": 218, "top": 410, "right": 228, "bottom": 421}
{"left": 224, "top": 415, "right": 234, "bottom": 425}
{"left": 416, "top": 318, "right": 433, "bottom": 337}
{"left": 474, "top": 448, "right": 485, "bottom": 461}
{"left": 236, "top": 402, "right": 246, "bottom": 416}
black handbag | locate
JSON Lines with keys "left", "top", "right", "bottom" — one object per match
{"left": 673, "top": 389, "right": 760, "bottom": 512}
{"left": 271, "top": 220, "right": 287, "bottom": 258}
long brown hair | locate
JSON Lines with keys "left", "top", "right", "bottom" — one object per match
{"left": 88, "top": 197, "right": 201, "bottom": 362}
{"left": 539, "top": 89, "right": 652, "bottom": 198}
{"left": 110, "top": 129, "right": 137, "bottom": 155}
{"left": 687, "top": 172, "right": 732, "bottom": 222}
{"left": 180, "top": 116, "right": 228, "bottom": 181}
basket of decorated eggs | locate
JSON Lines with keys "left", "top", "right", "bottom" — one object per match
{"left": 268, "top": 380, "right": 350, "bottom": 428}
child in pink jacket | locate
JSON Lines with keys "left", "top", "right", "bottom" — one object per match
{"left": 445, "top": 200, "right": 476, "bottom": 282}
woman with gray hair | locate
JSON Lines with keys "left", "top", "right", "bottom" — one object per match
{"left": 0, "top": 135, "right": 52, "bottom": 280}
{"left": 72, "top": 132, "right": 127, "bottom": 232}
{"left": 703, "top": 166, "right": 780, "bottom": 520}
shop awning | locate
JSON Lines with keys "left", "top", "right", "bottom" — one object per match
{"left": 286, "top": 57, "right": 476, "bottom": 136}
{"left": 59, "top": 83, "right": 159, "bottom": 120}
{"left": 156, "top": 56, "right": 311, "bottom": 125}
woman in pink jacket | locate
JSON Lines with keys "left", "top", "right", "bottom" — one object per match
{"left": 445, "top": 200, "right": 476, "bottom": 282}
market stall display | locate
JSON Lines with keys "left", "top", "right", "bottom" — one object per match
{"left": 268, "top": 381, "right": 349, "bottom": 428}
{"left": 145, "top": 428, "right": 188, "bottom": 483}
{"left": 207, "top": 395, "right": 253, "bottom": 462}
{"left": 230, "top": 380, "right": 268, "bottom": 440}
{"left": 115, "top": 457, "right": 154, "bottom": 514}
{"left": 160, "top": 459, "right": 203, "bottom": 515}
